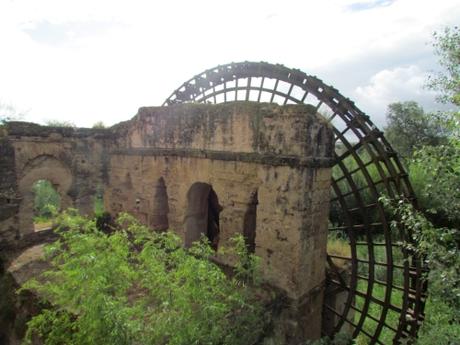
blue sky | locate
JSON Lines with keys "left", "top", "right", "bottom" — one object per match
{"left": 0, "top": 0, "right": 459, "bottom": 129}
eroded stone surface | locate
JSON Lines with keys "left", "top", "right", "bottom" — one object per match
{"left": 0, "top": 102, "right": 334, "bottom": 343}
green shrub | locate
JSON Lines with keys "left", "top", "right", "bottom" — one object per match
{"left": 381, "top": 197, "right": 460, "bottom": 345}
{"left": 32, "top": 180, "right": 60, "bottom": 221}
{"left": 22, "top": 210, "right": 265, "bottom": 345}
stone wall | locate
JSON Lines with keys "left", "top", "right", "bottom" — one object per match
{"left": 0, "top": 123, "right": 113, "bottom": 240}
{"left": 0, "top": 102, "right": 334, "bottom": 343}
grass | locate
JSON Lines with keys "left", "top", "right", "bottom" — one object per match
{"left": 327, "top": 234, "right": 405, "bottom": 344}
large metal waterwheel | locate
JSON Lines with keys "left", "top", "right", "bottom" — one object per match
{"left": 163, "top": 62, "right": 426, "bottom": 344}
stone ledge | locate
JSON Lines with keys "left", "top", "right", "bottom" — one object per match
{"left": 111, "top": 148, "right": 336, "bottom": 168}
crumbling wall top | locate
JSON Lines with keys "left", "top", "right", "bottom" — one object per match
{"left": 113, "top": 102, "right": 334, "bottom": 167}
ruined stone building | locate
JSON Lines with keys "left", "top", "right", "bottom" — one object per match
{"left": 0, "top": 102, "right": 334, "bottom": 343}
{"left": 0, "top": 61, "right": 427, "bottom": 344}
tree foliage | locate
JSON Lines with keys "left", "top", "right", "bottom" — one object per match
{"left": 92, "top": 121, "right": 106, "bottom": 129}
{"left": 45, "top": 119, "right": 76, "bottom": 128}
{"left": 382, "top": 26, "right": 460, "bottom": 344}
{"left": 384, "top": 101, "right": 446, "bottom": 159}
{"left": 32, "top": 180, "right": 61, "bottom": 220}
{"left": 408, "top": 26, "right": 460, "bottom": 227}
{"left": 22, "top": 211, "right": 265, "bottom": 345}
{"left": 381, "top": 197, "right": 460, "bottom": 343}
{"left": 428, "top": 26, "right": 460, "bottom": 105}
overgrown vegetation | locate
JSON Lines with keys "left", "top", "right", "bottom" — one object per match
{"left": 384, "top": 101, "right": 447, "bottom": 160}
{"left": 380, "top": 26, "right": 460, "bottom": 344}
{"left": 32, "top": 180, "right": 60, "bottom": 223}
{"left": 327, "top": 26, "right": 460, "bottom": 344}
{"left": 382, "top": 198, "right": 460, "bottom": 341}
{"left": 22, "top": 210, "right": 266, "bottom": 345}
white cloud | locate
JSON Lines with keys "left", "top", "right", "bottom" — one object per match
{"left": 353, "top": 65, "right": 437, "bottom": 127}
{"left": 0, "top": 0, "right": 458, "bottom": 127}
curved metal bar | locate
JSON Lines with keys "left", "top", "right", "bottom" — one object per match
{"left": 163, "top": 61, "right": 427, "bottom": 343}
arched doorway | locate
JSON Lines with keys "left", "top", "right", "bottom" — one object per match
{"left": 184, "top": 182, "right": 222, "bottom": 250}
{"left": 32, "top": 179, "right": 60, "bottom": 231}
{"left": 18, "top": 155, "right": 73, "bottom": 235}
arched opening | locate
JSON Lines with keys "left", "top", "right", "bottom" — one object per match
{"left": 243, "top": 190, "right": 258, "bottom": 253}
{"left": 32, "top": 179, "right": 61, "bottom": 231}
{"left": 184, "top": 182, "right": 222, "bottom": 250}
{"left": 18, "top": 155, "right": 74, "bottom": 236}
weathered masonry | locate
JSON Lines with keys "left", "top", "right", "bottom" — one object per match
{"left": 0, "top": 102, "right": 334, "bottom": 342}
{"left": 1, "top": 60, "right": 428, "bottom": 344}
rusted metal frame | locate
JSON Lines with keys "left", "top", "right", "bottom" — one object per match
{"left": 380, "top": 137, "right": 426, "bottom": 338}
{"left": 332, "top": 170, "right": 408, "bottom": 203}
{"left": 380, "top": 158, "right": 425, "bottom": 339}
{"left": 355, "top": 241, "right": 399, "bottom": 247}
{"left": 334, "top": 113, "right": 399, "bottom": 342}
{"left": 347, "top": 203, "right": 378, "bottom": 213}
{"left": 246, "top": 77, "right": 252, "bottom": 101}
{"left": 333, "top": 147, "right": 377, "bottom": 340}
{"left": 235, "top": 78, "right": 239, "bottom": 101}
{"left": 165, "top": 62, "right": 300, "bottom": 105}
{"left": 394, "top": 221, "right": 426, "bottom": 338}
{"left": 269, "top": 79, "right": 280, "bottom": 103}
{"left": 198, "top": 86, "right": 302, "bottom": 105}
{"left": 300, "top": 90, "right": 309, "bottom": 103}
{"left": 356, "top": 274, "right": 427, "bottom": 297}
{"left": 333, "top": 157, "right": 383, "bottom": 185}
{"left": 349, "top": 303, "right": 399, "bottom": 333}
{"left": 329, "top": 223, "right": 383, "bottom": 232}
{"left": 328, "top": 254, "right": 406, "bottom": 270}
{"left": 335, "top": 140, "right": 364, "bottom": 162}
{"left": 326, "top": 111, "right": 339, "bottom": 123}
{"left": 332, "top": 119, "right": 388, "bottom": 342}
{"left": 364, "top": 134, "right": 403, "bottom": 198}
{"left": 257, "top": 77, "right": 265, "bottom": 102}
{"left": 364, "top": 136, "right": 423, "bottom": 339}
{"left": 212, "top": 83, "right": 217, "bottom": 104}
{"left": 328, "top": 178, "right": 360, "bottom": 334}
{"left": 337, "top": 121, "right": 355, "bottom": 139}
{"left": 329, "top": 279, "right": 403, "bottom": 314}
{"left": 392, "top": 220, "right": 415, "bottom": 340}
{"left": 283, "top": 83, "right": 295, "bottom": 105}
{"left": 406, "top": 257, "right": 426, "bottom": 338}
{"left": 331, "top": 180, "right": 386, "bottom": 203}
{"left": 324, "top": 304, "right": 385, "bottom": 345}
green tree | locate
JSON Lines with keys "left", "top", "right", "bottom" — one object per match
{"left": 428, "top": 26, "right": 460, "bottom": 106}
{"left": 385, "top": 26, "right": 460, "bottom": 344}
{"left": 384, "top": 101, "right": 446, "bottom": 159}
{"left": 45, "top": 119, "right": 76, "bottom": 127}
{"left": 92, "top": 121, "right": 106, "bottom": 129}
{"left": 381, "top": 198, "right": 460, "bottom": 343}
{"left": 409, "top": 26, "right": 460, "bottom": 227}
{"left": 32, "top": 180, "right": 60, "bottom": 220}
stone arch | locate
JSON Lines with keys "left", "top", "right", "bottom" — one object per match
{"left": 17, "top": 155, "right": 74, "bottom": 235}
{"left": 184, "top": 182, "right": 222, "bottom": 250}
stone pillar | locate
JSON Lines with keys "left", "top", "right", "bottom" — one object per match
{"left": 256, "top": 167, "right": 332, "bottom": 344}
{"left": 150, "top": 177, "right": 169, "bottom": 231}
